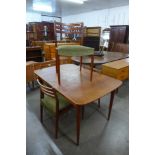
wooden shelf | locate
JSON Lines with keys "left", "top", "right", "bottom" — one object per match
{"left": 26, "top": 56, "right": 42, "bottom": 59}
{"left": 26, "top": 46, "right": 43, "bottom": 62}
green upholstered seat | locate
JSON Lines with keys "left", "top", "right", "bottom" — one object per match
{"left": 41, "top": 93, "right": 69, "bottom": 113}
{"left": 57, "top": 45, "right": 94, "bottom": 56}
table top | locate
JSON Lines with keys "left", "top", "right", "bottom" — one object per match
{"left": 103, "top": 58, "right": 129, "bottom": 69}
{"left": 72, "top": 51, "right": 129, "bottom": 65}
{"left": 34, "top": 64, "right": 122, "bottom": 106}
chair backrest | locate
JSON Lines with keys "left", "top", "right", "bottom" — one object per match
{"left": 54, "top": 21, "right": 84, "bottom": 46}
{"left": 37, "top": 79, "right": 57, "bottom": 99}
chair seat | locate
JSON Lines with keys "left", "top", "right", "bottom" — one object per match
{"left": 57, "top": 45, "right": 94, "bottom": 56}
{"left": 41, "top": 93, "right": 69, "bottom": 113}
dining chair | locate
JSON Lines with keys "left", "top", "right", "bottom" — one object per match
{"left": 37, "top": 78, "right": 72, "bottom": 138}
{"left": 56, "top": 45, "right": 95, "bottom": 84}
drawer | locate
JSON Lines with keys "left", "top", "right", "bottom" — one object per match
{"left": 118, "top": 66, "right": 129, "bottom": 74}
{"left": 102, "top": 66, "right": 117, "bottom": 76}
{"left": 117, "top": 68, "right": 129, "bottom": 80}
{"left": 102, "top": 66, "right": 129, "bottom": 80}
{"left": 117, "top": 73, "right": 128, "bottom": 80}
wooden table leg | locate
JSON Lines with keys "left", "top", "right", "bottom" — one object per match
{"left": 115, "top": 88, "right": 119, "bottom": 94}
{"left": 56, "top": 54, "right": 61, "bottom": 85}
{"left": 76, "top": 106, "right": 81, "bottom": 145}
{"left": 90, "top": 55, "right": 94, "bottom": 81}
{"left": 108, "top": 90, "right": 115, "bottom": 120}
{"left": 80, "top": 56, "right": 82, "bottom": 71}
{"left": 98, "top": 98, "right": 100, "bottom": 108}
{"left": 82, "top": 106, "right": 84, "bottom": 120}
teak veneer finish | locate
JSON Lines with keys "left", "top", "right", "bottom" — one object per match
{"left": 35, "top": 64, "right": 122, "bottom": 106}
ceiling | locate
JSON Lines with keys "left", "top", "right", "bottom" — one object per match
{"left": 26, "top": 0, "right": 129, "bottom": 17}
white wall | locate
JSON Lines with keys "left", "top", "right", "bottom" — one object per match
{"left": 26, "top": 12, "right": 41, "bottom": 23}
{"left": 26, "top": 5, "right": 129, "bottom": 27}
{"left": 62, "top": 5, "right": 129, "bottom": 28}
{"left": 26, "top": 12, "right": 61, "bottom": 23}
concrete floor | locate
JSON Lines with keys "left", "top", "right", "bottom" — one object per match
{"left": 26, "top": 80, "right": 129, "bottom": 155}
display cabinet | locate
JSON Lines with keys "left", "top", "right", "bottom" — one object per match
{"left": 83, "top": 27, "right": 101, "bottom": 51}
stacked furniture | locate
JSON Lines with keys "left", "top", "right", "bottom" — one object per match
{"left": 42, "top": 22, "right": 84, "bottom": 61}
{"left": 56, "top": 45, "right": 95, "bottom": 84}
{"left": 34, "top": 64, "right": 122, "bottom": 145}
{"left": 83, "top": 27, "right": 101, "bottom": 51}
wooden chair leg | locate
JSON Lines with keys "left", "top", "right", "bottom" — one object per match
{"left": 55, "top": 101, "right": 59, "bottom": 139}
{"left": 27, "top": 82, "right": 31, "bottom": 88}
{"left": 116, "top": 88, "right": 119, "bottom": 94}
{"left": 98, "top": 98, "right": 100, "bottom": 108}
{"left": 82, "top": 106, "right": 85, "bottom": 120}
{"left": 90, "top": 55, "right": 94, "bottom": 81}
{"left": 55, "top": 113, "right": 59, "bottom": 139}
{"left": 80, "top": 56, "right": 82, "bottom": 71}
{"left": 108, "top": 90, "right": 115, "bottom": 120}
{"left": 56, "top": 50, "right": 58, "bottom": 74}
{"left": 76, "top": 106, "right": 81, "bottom": 145}
{"left": 40, "top": 104, "right": 43, "bottom": 123}
{"left": 32, "top": 81, "right": 35, "bottom": 89}
{"left": 57, "top": 55, "right": 61, "bottom": 85}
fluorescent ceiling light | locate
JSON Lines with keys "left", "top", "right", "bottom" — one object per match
{"left": 63, "top": 0, "right": 88, "bottom": 4}
{"left": 33, "top": 2, "right": 52, "bottom": 12}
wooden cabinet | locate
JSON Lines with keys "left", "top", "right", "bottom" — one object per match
{"left": 26, "top": 46, "right": 43, "bottom": 62}
{"left": 102, "top": 58, "right": 129, "bottom": 81}
{"left": 83, "top": 27, "right": 101, "bottom": 51}
{"left": 109, "top": 25, "right": 129, "bottom": 43}
{"left": 26, "top": 22, "right": 55, "bottom": 42}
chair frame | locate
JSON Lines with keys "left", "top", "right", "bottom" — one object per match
{"left": 37, "top": 78, "right": 72, "bottom": 138}
{"left": 56, "top": 51, "right": 94, "bottom": 85}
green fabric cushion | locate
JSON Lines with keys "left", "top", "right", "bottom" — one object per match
{"left": 41, "top": 93, "right": 69, "bottom": 113}
{"left": 57, "top": 45, "right": 94, "bottom": 56}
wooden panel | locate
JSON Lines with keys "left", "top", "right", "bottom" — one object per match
{"left": 109, "top": 25, "right": 129, "bottom": 44}
{"left": 27, "top": 22, "right": 55, "bottom": 41}
{"left": 26, "top": 46, "right": 43, "bottom": 62}
{"left": 83, "top": 27, "right": 101, "bottom": 50}
{"left": 102, "top": 58, "right": 129, "bottom": 81}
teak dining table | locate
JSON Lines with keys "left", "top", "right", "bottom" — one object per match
{"left": 34, "top": 64, "right": 122, "bottom": 145}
